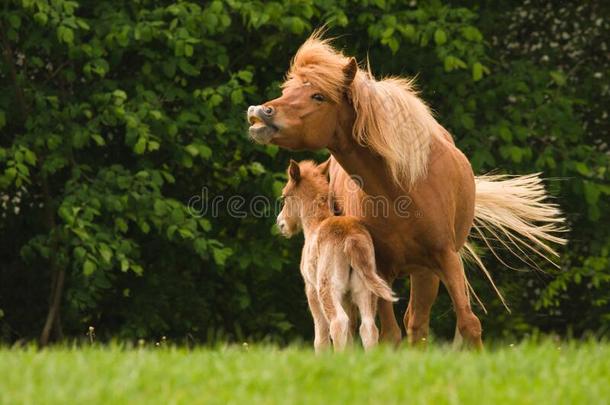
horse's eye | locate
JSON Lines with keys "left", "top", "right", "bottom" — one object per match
{"left": 311, "top": 93, "right": 325, "bottom": 102}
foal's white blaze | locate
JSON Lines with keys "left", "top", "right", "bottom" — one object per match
{"left": 276, "top": 212, "right": 288, "bottom": 236}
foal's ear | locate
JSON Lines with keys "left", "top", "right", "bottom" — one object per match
{"left": 317, "top": 158, "right": 331, "bottom": 179}
{"left": 343, "top": 57, "right": 358, "bottom": 87}
{"left": 288, "top": 159, "right": 301, "bottom": 183}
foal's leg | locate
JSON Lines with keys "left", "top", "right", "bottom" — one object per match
{"left": 305, "top": 284, "right": 330, "bottom": 353}
{"left": 318, "top": 269, "right": 350, "bottom": 352}
{"left": 403, "top": 272, "right": 439, "bottom": 347}
{"left": 322, "top": 292, "right": 350, "bottom": 352}
{"left": 344, "top": 298, "right": 358, "bottom": 347}
{"left": 436, "top": 249, "right": 483, "bottom": 349}
{"left": 352, "top": 283, "right": 379, "bottom": 351}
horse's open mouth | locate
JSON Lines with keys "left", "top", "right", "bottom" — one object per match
{"left": 248, "top": 113, "right": 278, "bottom": 144}
{"left": 248, "top": 115, "right": 267, "bottom": 130}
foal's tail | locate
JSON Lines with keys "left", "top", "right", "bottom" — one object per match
{"left": 464, "top": 173, "right": 568, "bottom": 311}
{"left": 344, "top": 235, "right": 397, "bottom": 302}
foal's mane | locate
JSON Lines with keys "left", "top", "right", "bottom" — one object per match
{"left": 284, "top": 32, "right": 441, "bottom": 189}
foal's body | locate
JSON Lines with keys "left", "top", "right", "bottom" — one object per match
{"left": 277, "top": 160, "right": 395, "bottom": 352}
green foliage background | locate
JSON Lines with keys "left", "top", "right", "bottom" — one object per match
{"left": 0, "top": 0, "right": 608, "bottom": 343}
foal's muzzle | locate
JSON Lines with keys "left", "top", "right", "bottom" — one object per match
{"left": 247, "top": 105, "right": 278, "bottom": 144}
{"left": 275, "top": 214, "right": 294, "bottom": 238}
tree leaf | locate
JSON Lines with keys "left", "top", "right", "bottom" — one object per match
{"left": 83, "top": 259, "right": 97, "bottom": 276}
{"left": 550, "top": 71, "right": 566, "bottom": 86}
{"left": 472, "top": 62, "right": 484, "bottom": 81}
{"left": 434, "top": 29, "right": 447, "bottom": 45}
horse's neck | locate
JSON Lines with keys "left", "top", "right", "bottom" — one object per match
{"left": 329, "top": 138, "right": 405, "bottom": 199}
{"left": 328, "top": 123, "right": 446, "bottom": 200}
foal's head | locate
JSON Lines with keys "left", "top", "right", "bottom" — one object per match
{"left": 276, "top": 159, "right": 331, "bottom": 238}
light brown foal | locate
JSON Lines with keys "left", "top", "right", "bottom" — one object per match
{"left": 276, "top": 159, "right": 395, "bottom": 352}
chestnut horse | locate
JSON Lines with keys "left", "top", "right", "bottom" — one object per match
{"left": 247, "top": 33, "right": 566, "bottom": 348}
{"left": 276, "top": 159, "right": 396, "bottom": 352}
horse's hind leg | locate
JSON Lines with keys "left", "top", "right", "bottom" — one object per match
{"left": 436, "top": 250, "right": 483, "bottom": 349}
{"left": 403, "top": 272, "right": 439, "bottom": 347}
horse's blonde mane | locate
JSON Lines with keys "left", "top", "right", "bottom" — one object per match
{"left": 285, "top": 32, "right": 441, "bottom": 189}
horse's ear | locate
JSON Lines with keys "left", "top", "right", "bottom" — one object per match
{"left": 343, "top": 57, "right": 358, "bottom": 87}
{"left": 318, "top": 158, "right": 331, "bottom": 179}
{"left": 288, "top": 159, "right": 301, "bottom": 183}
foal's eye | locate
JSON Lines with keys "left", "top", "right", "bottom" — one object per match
{"left": 311, "top": 93, "right": 325, "bottom": 102}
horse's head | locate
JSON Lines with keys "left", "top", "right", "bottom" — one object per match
{"left": 248, "top": 37, "right": 358, "bottom": 150}
{"left": 276, "top": 159, "right": 331, "bottom": 237}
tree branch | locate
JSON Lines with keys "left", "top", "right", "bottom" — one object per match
{"left": 1, "top": 21, "right": 66, "bottom": 346}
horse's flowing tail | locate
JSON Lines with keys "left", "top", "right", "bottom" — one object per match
{"left": 344, "top": 235, "right": 397, "bottom": 302}
{"left": 462, "top": 173, "right": 568, "bottom": 312}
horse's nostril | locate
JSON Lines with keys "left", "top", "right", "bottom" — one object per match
{"left": 263, "top": 106, "right": 274, "bottom": 116}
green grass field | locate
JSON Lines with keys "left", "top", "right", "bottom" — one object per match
{"left": 1, "top": 341, "right": 609, "bottom": 405}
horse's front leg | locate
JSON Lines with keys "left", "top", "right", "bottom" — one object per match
{"left": 403, "top": 272, "right": 439, "bottom": 347}
{"left": 377, "top": 268, "right": 401, "bottom": 345}
{"left": 378, "top": 299, "right": 401, "bottom": 345}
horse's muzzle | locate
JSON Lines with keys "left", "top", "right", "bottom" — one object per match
{"left": 247, "top": 105, "right": 278, "bottom": 144}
